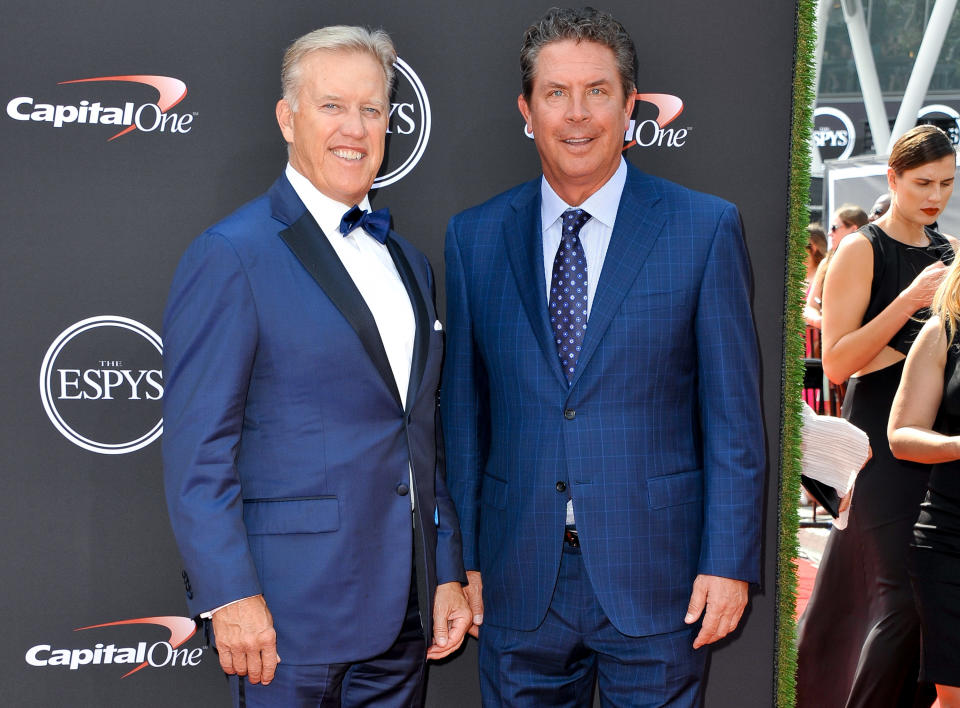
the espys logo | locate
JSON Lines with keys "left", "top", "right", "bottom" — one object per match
{"left": 39, "top": 316, "right": 163, "bottom": 455}
{"left": 374, "top": 57, "right": 431, "bottom": 189}
{"left": 25, "top": 616, "right": 200, "bottom": 678}
{"left": 524, "top": 93, "right": 688, "bottom": 149}
{"left": 6, "top": 75, "right": 193, "bottom": 141}
{"left": 812, "top": 106, "right": 856, "bottom": 161}
{"left": 919, "top": 104, "right": 960, "bottom": 145}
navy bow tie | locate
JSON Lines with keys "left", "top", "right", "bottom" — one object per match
{"left": 338, "top": 205, "right": 391, "bottom": 244}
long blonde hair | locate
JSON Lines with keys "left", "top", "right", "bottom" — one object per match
{"left": 933, "top": 258, "right": 960, "bottom": 345}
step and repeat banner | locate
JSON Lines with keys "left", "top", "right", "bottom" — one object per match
{"left": 0, "top": 1, "right": 796, "bottom": 704}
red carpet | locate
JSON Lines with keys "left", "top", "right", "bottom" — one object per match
{"left": 794, "top": 557, "right": 941, "bottom": 707}
{"left": 794, "top": 558, "right": 817, "bottom": 620}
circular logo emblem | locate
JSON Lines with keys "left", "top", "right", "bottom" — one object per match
{"left": 39, "top": 316, "right": 163, "bottom": 455}
{"left": 812, "top": 107, "right": 856, "bottom": 162}
{"left": 373, "top": 57, "right": 431, "bottom": 189}
{"left": 918, "top": 104, "right": 960, "bottom": 145}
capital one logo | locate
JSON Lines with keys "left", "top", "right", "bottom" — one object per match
{"left": 25, "top": 616, "right": 200, "bottom": 678}
{"left": 374, "top": 57, "right": 431, "bottom": 189}
{"left": 523, "top": 93, "right": 688, "bottom": 149}
{"left": 6, "top": 74, "right": 193, "bottom": 141}
{"left": 39, "top": 316, "right": 163, "bottom": 455}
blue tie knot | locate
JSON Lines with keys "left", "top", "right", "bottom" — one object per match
{"left": 562, "top": 208, "right": 591, "bottom": 237}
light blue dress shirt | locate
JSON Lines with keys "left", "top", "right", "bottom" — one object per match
{"left": 540, "top": 157, "right": 628, "bottom": 317}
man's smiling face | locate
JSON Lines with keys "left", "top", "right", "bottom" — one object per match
{"left": 277, "top": 48, "right": 388, "bottom": 206}
{"left": 518, "top": 39, "right": 635, "bottom": 205}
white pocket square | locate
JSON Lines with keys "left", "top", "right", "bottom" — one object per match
{"left": 434, "top": 320, "right": 443, "bottom": 331}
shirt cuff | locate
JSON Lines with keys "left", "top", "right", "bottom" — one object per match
{"left": 200, "top": 595, "right": 257, "bottom": 619}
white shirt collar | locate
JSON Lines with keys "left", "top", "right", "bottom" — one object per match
{"left": 540, "top": 157, "right": 627, "bottom": 232}
{"left": 285, "top": 163, "right": 372, "bottom": 237}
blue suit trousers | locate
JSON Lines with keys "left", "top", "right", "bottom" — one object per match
{"left": 478, "top": 545, "right": 705, "bottom": 708}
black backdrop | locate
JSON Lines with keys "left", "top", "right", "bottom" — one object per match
{"left": 1, "top": 1, "right": 796, "bottom": 704}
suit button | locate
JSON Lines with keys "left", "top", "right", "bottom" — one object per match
{"left": 556, "top": 481, "right": 567, "bottom": 493}
{"left": 564, "top": 409, "right": 576, "bottom": 420}
{"left": 397, "top": 483, "right": 410, "bottom": 496}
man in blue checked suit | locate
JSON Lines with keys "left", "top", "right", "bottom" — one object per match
{"left": 441, "top": 8, "right": 765, "bottom": 706}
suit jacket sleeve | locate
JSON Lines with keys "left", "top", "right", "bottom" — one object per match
{"left": 426, "top": 255, "right": 468, "bottom": 585}
{"left": 162, "top": 231, "right": 263, "bottom": 616}
{"left": 440, "top": 217, "right": 488, "bottom": 572}
{"left": 694, "top": 204, "right": 765, "bottom": 584}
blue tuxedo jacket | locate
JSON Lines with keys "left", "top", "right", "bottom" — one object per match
{"left": 441, "top": 164, "right": 764, "bottom": 637}
{"left": 162, "top": 174, "right": 465, "bottom": 666}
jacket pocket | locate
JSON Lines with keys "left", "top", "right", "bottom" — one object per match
{"left": 243, "top": 496, "right": 339, "bottom": 534}
{"left": 481, "top": 474, "right": 508, "bottom": 510}
{"left": 647, "top": 469, "right": 703, "bottom": 509}
{"left": 619, "top": 287, "right": 693, "bottom": 315}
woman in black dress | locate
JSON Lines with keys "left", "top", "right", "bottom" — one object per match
{"left": 890, "top": 249, "right": 960, "bottom": 705}
{"left": 797, "top": 125, "right": 957, "bottom": 707}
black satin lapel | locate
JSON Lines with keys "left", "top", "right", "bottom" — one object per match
{"left": 387, "top": 237, "right": 429, "bottom": 412}
{"left": 279, "top": 212, "right": 403, "bottom": 409}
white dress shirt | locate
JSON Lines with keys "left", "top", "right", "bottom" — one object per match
{"left": 540, "top": 158, "right": 628, "bottom": 525}
{"left": 285, "top": 164, "right": 416, "bottom": 406}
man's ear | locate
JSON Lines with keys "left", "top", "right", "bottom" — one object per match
{"left": 623, "top": 89, "right": 637, "bottom": 133}
{"left": 518, "top": 94, "right": 532, "bottom": 133}
{"left": 276, "top": 99, "right": 294, "bottom": 143}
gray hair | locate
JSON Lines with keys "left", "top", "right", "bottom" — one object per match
{"left": 281, "top": 25, "right": 397, "bottom": 111}
{"left": 520, "top": 7, "right": 638, "bottom": 100}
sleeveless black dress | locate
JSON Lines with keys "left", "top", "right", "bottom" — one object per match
{"left": 797, "top": 224, "right": 953, "bottom": 708}
{"left": 910, "top": 331, "right": 960, "bottom": 687}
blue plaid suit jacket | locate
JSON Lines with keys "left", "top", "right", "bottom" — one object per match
{"left": 441, "top": 163, "right": 764, "bottom": 636}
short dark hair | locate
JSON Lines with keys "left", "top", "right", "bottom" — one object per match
{"left": 888, "top": 124, "right": 956, "bottom": 175}
{"left": 520, "top": 7, "right": 638, "bottom": 100}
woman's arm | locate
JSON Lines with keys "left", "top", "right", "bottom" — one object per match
{"left": 888, "top": 318, "right": 960, "bottom": 463}
{"left": 803, "top": 259, "right": 826, "bottom": 328}
{"left": 821, "top": 234, "right": 946, "bottom": 383}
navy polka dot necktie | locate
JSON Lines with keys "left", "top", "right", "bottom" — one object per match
{"left": 549, "top": 208, "right": 591, "bottom": 383}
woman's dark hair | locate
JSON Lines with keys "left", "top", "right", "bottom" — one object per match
{"left": 888, "top": 124, "right": 956, "bottom": 175}
{"left": 806, "top": 223, "right": 827, "bottom": 266}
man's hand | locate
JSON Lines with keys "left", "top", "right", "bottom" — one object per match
{"left": 211, "top": 594, "right": 279, "bottom": 685}
{"left": 463, "top": 570, "right": 484, "bottom": 638}
{"left": 426, "top": 582, "right": 472, "bottom": 660}
{"left": 684, "top": 574, "right": 748, "bottom": 649}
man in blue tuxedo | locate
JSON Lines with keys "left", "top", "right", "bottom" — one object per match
{"left": 162, "top": 25, "right": 469, "bottom": 707}
{"left": 441, "top": 8, "right": 765, "bottom": 706}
